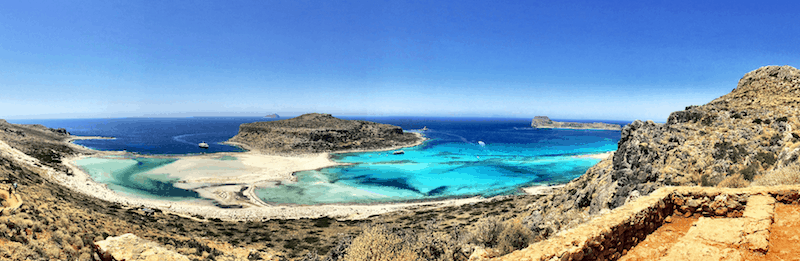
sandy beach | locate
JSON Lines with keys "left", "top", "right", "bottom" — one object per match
{"left": 44, "top": 133, "right": 494, "bottom": 221}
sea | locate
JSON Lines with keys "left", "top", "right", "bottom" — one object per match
{"left": 8, "top": 117, "right": 626, "bottom": 205}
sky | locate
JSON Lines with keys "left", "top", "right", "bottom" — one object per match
{"left": 1, "top": 1, "right": 798, "bottom": 121}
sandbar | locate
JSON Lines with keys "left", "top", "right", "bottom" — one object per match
{"left": 42, "top": 133, "right": 491, "bottom": 221}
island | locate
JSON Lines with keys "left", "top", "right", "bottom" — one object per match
{"left": 228, "top": 113, "right": 423, "bottom": 154}
{"left": 531, "top": 116, "right": 622, "bottom": 130}
{"left": 264, "top": 113, "right": 279, "bottom": 118}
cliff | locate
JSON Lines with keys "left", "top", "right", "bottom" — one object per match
{"left": 531, "top": 116, "right": 622, "bottom": 130}
{"left": 228, "top": 113, "right": 422, "bottom": 154}
{"left": 524, "top": 65, "right": 800, "bottom": 239}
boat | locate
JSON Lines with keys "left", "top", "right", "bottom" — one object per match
{"left": 422, "top": 126, "right": 429, "bottom": 131}
{"left": 392, "top": 150, "right": 404, "bottom": 155}
{"left": 199, "top": 142, "right": 209, "bottom": 149}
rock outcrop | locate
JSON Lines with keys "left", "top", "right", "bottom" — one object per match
{"left": 95, "top": 233, "right": 190, "bottom": 261}
{"left": 525, "top": 65, "right": 800, "bottom": 239}
{"left": 531, "top": 116, "right": 622, "bottom": 130}
{"left": 228, "top": 113, "right": 422, "bottom": 154}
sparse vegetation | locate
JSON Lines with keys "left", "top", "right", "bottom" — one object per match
{"left": 752, "top": 161, "right": 800, "bottom": 186}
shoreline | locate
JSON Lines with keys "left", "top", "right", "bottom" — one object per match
{"left": 572, "top": 151, "right": 614, "bottom": 160}
{"left": 53, "top": 132, "right": 494, "bottom": 221}
{"left": 518, "top": 151, "right": 614, "bottom": 195}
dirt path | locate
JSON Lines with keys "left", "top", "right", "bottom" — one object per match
{"left": 758, "top": 203, "right": 800, "bottom": 260}
{"left": 0, "top": 186, "right": 22, "bottom": 213}
{"left": 619, "top": 196, "right": 800, "bottom": 261}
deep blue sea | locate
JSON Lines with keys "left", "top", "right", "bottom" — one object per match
{"left": 9, "top": 117, "right": 626, "bottom": 204}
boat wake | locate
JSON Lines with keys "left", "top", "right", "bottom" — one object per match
{"left": 172, "top": 133, "right": 211, "bottom": 146}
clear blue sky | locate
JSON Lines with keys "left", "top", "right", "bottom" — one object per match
{"left": 1, "top": 1, "right": 798, "bottom": 121}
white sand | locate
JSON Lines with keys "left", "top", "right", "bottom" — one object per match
{"left": 23, "top": 135, "right": 490, "bottom": 221}
{"left": 145, "top": 152, "right": 343, "bottom": 186}
{"left": 522, "top": 184, "right": 566, "bottom": 195}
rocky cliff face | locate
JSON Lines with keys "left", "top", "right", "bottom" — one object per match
{"left": 531, "top": 116, "right": 622, "bottom": 130}
{"left": 228, "top": 113, "right": 422, "bottom": 154}
{"left": 525, "top": 65, "right": 800, "bottom": 238}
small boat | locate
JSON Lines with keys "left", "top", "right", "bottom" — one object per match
{"left": 422, "top": 126, "right": 429, "bottom": 131}
{"left": 199, "top": 142, "right": 209, "bottom": 149}
{"left": 392, "top": 150, "right": 405, "bottom": 155}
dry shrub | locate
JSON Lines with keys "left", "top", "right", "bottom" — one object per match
{"left": 343, "top": 225, "right": 418, "bottom": 261}
{"left": 496, "top": 218, "right": 533, "bottom": 254}
{"left": 466, "top": 217, "right": 533, "bottom": 256}
{"left": 340, "top": 223, "right": 464, "bottom": 261}
{"left": 717, "top": 174, "right": 750, "bottom": 188}
{"left": 467, "top": 216, "right": 505, "bottom": 248}
{"left": 752, "top": 161, "right": 800, "bottom": 186}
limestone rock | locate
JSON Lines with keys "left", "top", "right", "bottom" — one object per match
{"left": 94, "top": 233, "right": 190, "bottom": 261}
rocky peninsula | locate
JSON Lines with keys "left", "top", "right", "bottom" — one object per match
{"left": 531, "top": 116, "right": 622, "bottom": 130}
{"left": 228, "top": 113, "right": 423, "bottom": 154}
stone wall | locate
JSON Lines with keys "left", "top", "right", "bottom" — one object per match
{"left": 495, "top": 185, "right": 800, "bottom": 261}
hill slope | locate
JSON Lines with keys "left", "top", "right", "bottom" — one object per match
{"left": 525, "top": 65, "right": 800, "bottom": 237}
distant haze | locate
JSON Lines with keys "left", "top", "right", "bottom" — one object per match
{"left": 1, "top": 1, "right": 798, "bottom": 121}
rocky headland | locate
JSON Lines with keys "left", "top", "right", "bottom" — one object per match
{"left": 531, "top": 116, "right": 622, "bottom": 130}
{"left": 228, "top": 113, "right": 423, "bottom": 154}
{"left": 523, "top": 65, "right": 800, "bottom": 240}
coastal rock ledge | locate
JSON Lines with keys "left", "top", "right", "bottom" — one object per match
{"left": 531, "top": 116, "right": 622, "bottom": 130}
{"left": 228, "top": 113, "right": 422, "bottom": 154}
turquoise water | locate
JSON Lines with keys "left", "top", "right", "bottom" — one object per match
{"left": 73, "top": 157, "right": 201, "bottom": 200}
{"left": 35, "top": 117, "right": 624, "bottom": 204}
{"left": 256, "top": 127, "right": 619, "bottom": 204}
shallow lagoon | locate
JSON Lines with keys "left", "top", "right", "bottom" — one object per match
{"left": 73, "top": 157, "right": 201, "bottom": 200}
{"left": 255, "top": 135, "right": 612, "bottom": 204}
{"left": 57, "top": 117, "right": 623, "bottom": 204}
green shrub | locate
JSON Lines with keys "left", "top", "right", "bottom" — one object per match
{"left": 756, "top": 152, "right": 778, "bottom": 166}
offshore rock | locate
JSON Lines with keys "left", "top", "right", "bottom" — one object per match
{"left": 228, "top": 113, "right": 422, "bottom": 154}
{"left": 531, "top": 116, "right": 622, "bottom": 130}
{"left": 525, "top": 65, "right": 800, "bottom": 239}
{"left": 94, "top": 233, "right": 190, "bottom": 261}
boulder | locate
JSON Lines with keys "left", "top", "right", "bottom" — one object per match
{"left": 94, "top": 233, "right": 190, "bottom": 261}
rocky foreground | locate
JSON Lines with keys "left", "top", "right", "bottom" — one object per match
{"left": 524, "top": 65, "right": 800, "bottom": 239}
{"left": 530, "top": 116, "right": 622, "bottom": 131}
{"left": 228, "top": 113, "right": 422, "bottom": 154}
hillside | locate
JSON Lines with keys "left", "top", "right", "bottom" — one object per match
{"left": 228, "top": 113, "right": 422, "bottom": 154}
{"left": 524, "top": 65, "right": 800, "bottom": 239}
